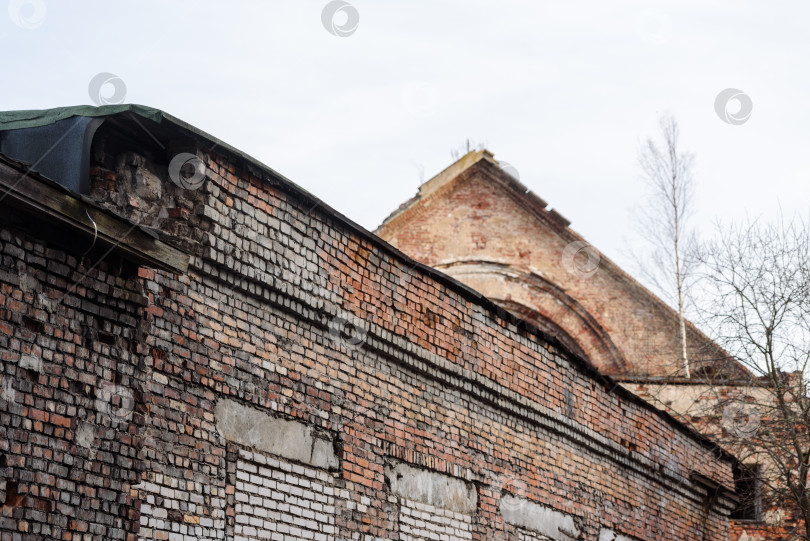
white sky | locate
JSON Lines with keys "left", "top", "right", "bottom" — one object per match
{"left": 3, "top": 0, "right": 809, "bottom": 285}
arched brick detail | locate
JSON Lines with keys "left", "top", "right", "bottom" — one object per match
{"left": 437, "top": 261, "right": 628, "bottom": 374}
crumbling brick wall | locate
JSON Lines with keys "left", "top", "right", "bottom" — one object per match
{"left": 0, "top": 227, "right": 148, "bottom": 539}
{"left": 1, "top": 123, "right": 737, "bottom": 541}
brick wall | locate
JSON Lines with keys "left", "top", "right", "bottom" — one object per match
{"left": 135, "top": 146, "right": 734, "bottom": 540}
{"left": 232, "top": 448, "right": 336, "bottom": 541}
{"left": 398, "top": 500, "right": 474, "bottom": 541}
{"left": 0, "top": 115, "right": 738, "bottom": 541}
{"left": 0, "top": 227, "right": 147, "bottom": 539}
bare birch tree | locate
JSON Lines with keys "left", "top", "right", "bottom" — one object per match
{"left": 636, "top": 113, "right": 696, "bottom": 377}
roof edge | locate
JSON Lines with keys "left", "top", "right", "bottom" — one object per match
{"left": 378, "top": 149, "right": 495, "bottom": 228}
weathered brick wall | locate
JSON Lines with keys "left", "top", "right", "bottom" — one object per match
{"left": 132, "top": 147, "right": 735, "bottom": 540}
{"left": 1, "top": 126, "right": 737, "bottom": 541}
{"left": 626, "top": 381, "right": 806, "bottom": 541}
{"left": 0, "top": 226, "right": 148, "bottom": 539}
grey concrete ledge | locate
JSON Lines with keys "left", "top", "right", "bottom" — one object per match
{"left": 384, "top": 461, "right": 477, "bottom": 515}
{"left": 214, "top": 398, "right": 338, "bottom": 471}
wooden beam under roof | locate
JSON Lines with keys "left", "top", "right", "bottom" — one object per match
{"left": 0, "top": 155, "right": 189, "bottom": 274}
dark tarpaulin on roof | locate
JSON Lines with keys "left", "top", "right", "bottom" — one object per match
{"left": 0, "top": 104, "right": 286, "bottom": 184}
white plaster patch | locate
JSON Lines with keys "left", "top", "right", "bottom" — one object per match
{"left": 384, "top": 461, "right": 477, "bottom": 514}
{"left": 598, "top": 529, "right": 636, "bottom": 541}
{"left": 500, "top": 495, "right": 580, "bottom": 540}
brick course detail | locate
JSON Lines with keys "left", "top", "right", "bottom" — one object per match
{"left": 398, "top": 499, "right": 473, "bottom": 541}
{"left": 233, "top": 449, "right": 336, "bottom": 541}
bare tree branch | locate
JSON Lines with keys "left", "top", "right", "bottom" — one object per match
{"left": 693, "top": 212, "right": 810, "bottom": 538}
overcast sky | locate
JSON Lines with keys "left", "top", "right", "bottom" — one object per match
{"left": 3, "top": 0, "right": 809, "bottom": 286}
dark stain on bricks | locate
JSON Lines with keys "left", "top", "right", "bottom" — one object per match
{"left": 98, "top": 331, "right": 117, "bottom": 345}
{"left": 3, "top": 481, "right": 23, "bottom": 508}
{"left": 21, "top": 316, "right": 44, "bottom": 334}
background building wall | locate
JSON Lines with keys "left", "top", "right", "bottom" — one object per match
{"left": 376, "top": 154, "right": 733, "bottom": 379}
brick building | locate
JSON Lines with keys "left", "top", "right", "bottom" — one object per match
{"left": 0, "top": 106, "right": 739, "bottom": 540}
{"left": 376, "top": 149, "right": 799, "bottom": 540}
